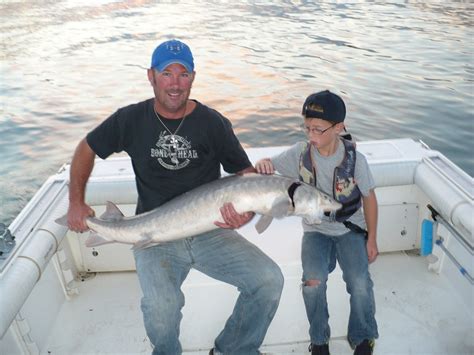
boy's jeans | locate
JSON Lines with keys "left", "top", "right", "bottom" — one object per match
{"left": 301, "top": 230, "right": 378, "bottom": 347}
{"left": 134, "top": 229, "right": 284, "bottom": 355}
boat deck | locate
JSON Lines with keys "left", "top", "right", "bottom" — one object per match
{"left": 42, "top": 251, "right": 473, "bottom": 355}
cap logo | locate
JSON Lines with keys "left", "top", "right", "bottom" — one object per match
{"left": 310, "top": 104, "right": 324, "bottom": 113}
{"left": 167, "top": 42, "right": 185, "bottom": 55}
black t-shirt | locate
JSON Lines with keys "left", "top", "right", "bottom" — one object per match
{"left": 87, "top": 98, "right": 251, "bottom": 214}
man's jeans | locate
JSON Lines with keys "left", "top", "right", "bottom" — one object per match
{"left": 134, "top": 229, "right": 284, "bottom": 355}
{"left": 301, "top": 230, "right": 378, "bottom": 347}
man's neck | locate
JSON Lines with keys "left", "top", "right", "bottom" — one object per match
{"left": 154, "top": 100, "right": 196, "bottom": 119}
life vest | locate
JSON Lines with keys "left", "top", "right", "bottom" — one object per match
{"left": 299, "top": 139, "right": 362, "bottom": 222}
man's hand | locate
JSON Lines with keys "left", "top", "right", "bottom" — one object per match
{"left": 215, "top": 202, "right": 254, "bottom": 229}
{"left": 67, "top": 202, "right": 95, "bottom": 233}
{"left": 67, "top": 138, "right": 96, "bottom": 233}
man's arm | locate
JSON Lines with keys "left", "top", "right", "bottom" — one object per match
{"left": 363, "top": 189, "right": 379, "bottom": 263}
{"left": 67, "top": 138, "right": 96, "bottom": 232}
{"left": 237, "top": 166, "right": 257, "bottom": 174}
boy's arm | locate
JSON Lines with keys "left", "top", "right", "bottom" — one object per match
{"left": 363, "top": 189, "right": 379, "bottom": 263}
{"left": 255, "top": 142, "right": 304, "bottom": 177}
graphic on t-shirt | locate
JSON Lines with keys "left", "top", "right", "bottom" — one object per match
{"left": 150, "top": 132, "right": 198, "bottom": 170}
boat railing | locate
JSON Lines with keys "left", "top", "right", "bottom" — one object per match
{"left": 0, "top": 176, "right": 70, "bottom": 338}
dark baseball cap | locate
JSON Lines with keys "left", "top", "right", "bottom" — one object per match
{"left": 302, "top": 90, "right": 346, "bottom": 123}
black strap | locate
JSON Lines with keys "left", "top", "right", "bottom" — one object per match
{"left": 287, "top": 182, "right": 302, "bottom": 208}
{"left": 343, "top": 221, "right": 368, "bottom": 238}
{"left": 324, "top": 198, "right": 360, "bottom": 218}
{"left": 340, "top": 133, "right": 352, "bottom": 141}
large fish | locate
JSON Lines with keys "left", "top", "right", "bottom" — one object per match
{"left": 56, "top": 173, "right": 341, "bottom": 249}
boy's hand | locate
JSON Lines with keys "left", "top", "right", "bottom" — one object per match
{"left": 255, "top": 158, "right": 275, "bottom": 174}
{"left": 367, "top": 238, "right": 379, "bottom": 263}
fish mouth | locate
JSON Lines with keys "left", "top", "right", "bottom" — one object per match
{"left": 322, "top": 201, "right": 342, "bottom": 212}
{"left": 326, "top": 207, "right": 342, "bottom": 212}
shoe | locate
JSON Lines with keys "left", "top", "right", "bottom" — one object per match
{"left": 353, "top": 339, "right": 375, "bottom": 355}
{"left": 210, "top": 348, "right": 262, "bottom": 355}
{"left": 309, "top": 343, "right": 330, "bottom": 355}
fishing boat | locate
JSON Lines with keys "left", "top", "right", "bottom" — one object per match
{"left": 0, "top": 138, "right": 472, "bottom": 355}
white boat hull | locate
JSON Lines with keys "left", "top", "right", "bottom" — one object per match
{"left": 1, "top": 139, "right": 472, "bottom": 354}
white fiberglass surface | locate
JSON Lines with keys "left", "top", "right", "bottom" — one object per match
{"left": 42, "top": 252, "right": 472, "bottom": 355}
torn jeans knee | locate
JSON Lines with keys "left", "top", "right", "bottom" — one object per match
{"left": 303, "top": 279, "right": 321, "bottom": 287}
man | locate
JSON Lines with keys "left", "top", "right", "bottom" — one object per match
{"left": 66, "top": 39, "right": 283, "bottom": 355}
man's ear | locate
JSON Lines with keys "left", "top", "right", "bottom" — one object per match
{"left": 147, "top": 68, "right": 155, "bottom": 85}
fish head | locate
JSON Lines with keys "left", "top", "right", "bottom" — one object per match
{"left": 292, "top": 182, "right": 342, "bottom": 224}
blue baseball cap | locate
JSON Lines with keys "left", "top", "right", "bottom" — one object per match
{"left": 302, "top": 90, "right": 346, "bottom": 123}
{"left": 150, "top": 39, "right": 194, "bottom": 73}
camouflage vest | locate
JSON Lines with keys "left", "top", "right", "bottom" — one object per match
{"left": 299, "top": 139, "right": 362, "bottom": 222}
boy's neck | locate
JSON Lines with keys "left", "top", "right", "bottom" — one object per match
{"left": 315, "top": 138, "right": 340, "bottom": 157}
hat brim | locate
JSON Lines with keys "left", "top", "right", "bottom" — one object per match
{"left": 154, "top": 59, "right": 193, "bottom": 73}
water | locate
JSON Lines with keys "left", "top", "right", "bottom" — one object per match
{"left": 1, "top": 1, "right": 473, "bottom": 226}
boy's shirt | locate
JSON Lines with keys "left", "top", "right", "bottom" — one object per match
{"left": 271, "top": 140, "right": 375, "bottom": 236}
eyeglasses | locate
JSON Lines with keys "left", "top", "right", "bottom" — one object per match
{"left": 302, "top": 123, "right": 337, "bottom": 135}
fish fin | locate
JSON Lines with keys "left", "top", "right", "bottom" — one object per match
{"left": 131, "top": 234, "right": 154, "bottom": 250}
{"left": 55, "top": 214, "right": 68, "bottom": 226}
{"left": 269, "top": 197, "right": 291, "bottom": 219}
{"left": 304, "top": 214, "right": 323, "bottom": 225}
{"left": 255, "top": 215, "right": 274, "bottom": 234}
{"left": 85, "top": 231, "right": 114, "bottom": 247}
{"left": 100, "top": 201, "right": 125, "bottom": 221}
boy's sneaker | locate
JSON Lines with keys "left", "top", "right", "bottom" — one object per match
{"left": 353, "top": 339, "right": 375, "bottom": 355}
{"left": 308, "top": 343, "right": 330, "bottom": 355}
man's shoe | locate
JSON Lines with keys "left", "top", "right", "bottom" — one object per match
{"left": 353, "top": 339, "right": 375, "bottom": 355}
{"left": 210, "top": 348, "right": 263, "bottom": 355}
{"left": 309, "top": 343, "right": 330, "bottom": 355}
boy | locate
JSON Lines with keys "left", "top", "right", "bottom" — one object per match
{"left": 255, "top": 90, "right": 378, "bottom": 355}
